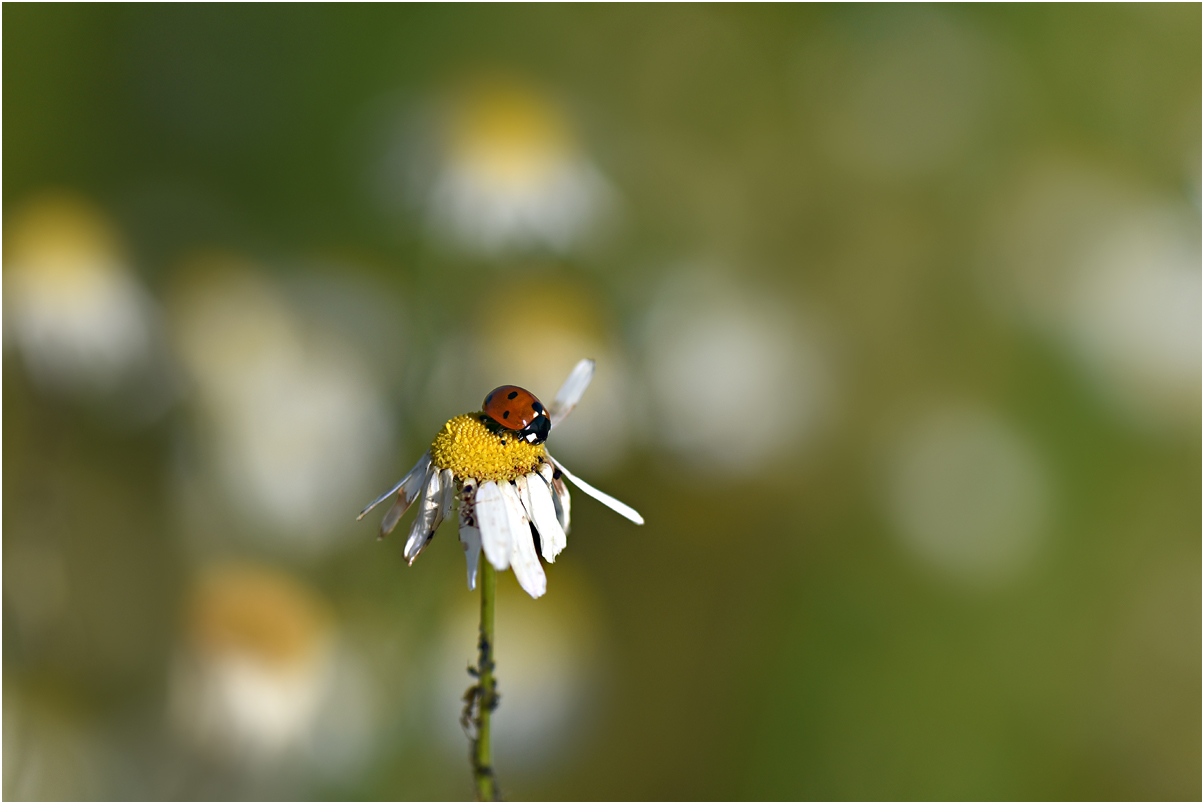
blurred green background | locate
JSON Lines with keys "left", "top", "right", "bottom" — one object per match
{"left": 4, "top": 4, "right": 1200, "bottom": 800}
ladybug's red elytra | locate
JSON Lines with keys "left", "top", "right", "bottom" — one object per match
{"left": 481, "top": 385, "right": 552, "bottom": 444}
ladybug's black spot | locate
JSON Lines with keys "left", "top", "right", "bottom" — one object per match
{"left": 531, "top": 401, "right": 544, "bottom": 413}
{"left": 507, "top": 390, "right": 519, "bottom": 400}
{"left": 552, "top": 468, "right": 563, "bottom": 480}
{"left": 502, "top": 410, "right": 510, "bottom": 420}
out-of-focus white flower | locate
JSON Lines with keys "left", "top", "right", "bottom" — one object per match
{"left": 639, "top": 270, "right": 831, "bottom": 476}
{"left": 170, "top": 563, "right": 375, "bottom": 774}
{"left": 172, "top": 564, "right": 334, "bottom": 762}
{"left": 4, "top": 192, "right": 158, "bottom": 395}
{"left": 359, "top": 360, "right": 642, "bottom": 600}
{"left": 406, "top": 82, "right": 617, "bottom": 257}
{"left": 1063, "top": 206, "right": 1200, "bottom": 426}
{"left": 982, "top": 159, "right": 1201, "bottom": 430}
{"left": 169, "top": 259, "right": 392, "bottom": 550}
{"left": 885, "top": 406, "right": 1049, "bottom": 587}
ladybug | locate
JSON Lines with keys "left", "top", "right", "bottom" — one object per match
{"left": 481, "top": 384, "right": 551, "bottom": 444}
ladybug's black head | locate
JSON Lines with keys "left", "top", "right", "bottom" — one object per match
{"left": 520, "top": 412, "right": 551, "bottom": 444}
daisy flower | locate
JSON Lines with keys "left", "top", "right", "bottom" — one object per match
{"left": 358, "top": 359, "right": 642, "bottom": 599}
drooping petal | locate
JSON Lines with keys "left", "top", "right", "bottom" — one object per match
{"left": 548, "top": 358, "right": 595, "bottom": 429}
{"left": 458, "top": 480, "right": 482, "bottom": 591}
{"left": 553, "top": 477, "right": 570, "bottom": 532}
{"left": 547, "top": 452, "right": 644, "bottom": 525}
{"left": 439, "top": 468, "right": 455, "bottom": 521}
{"left": 524, "top": 471, "right": 567, "bottom": 561}
{"left": 403, "top": 468, "right": 446, "bottom": 563}
{"left": 500, "top": 480, "right": 546, "bottom": 599}
{"left": 540, "top": 461, "right": 571, "bottom": 533}
{"left": 475, "top": 480, "right": 512, "bottom": 571}
{"left": 362, "top": 481, "right": 405, "bottom": 521}
{"left": 379, "top": 491, "right": 411, "bottom": 539}
{"left": 379, "top": 459, "right": 435, "bottom": 538}
{"left": 359, "top": 451, "right": 432, "bottom": 521}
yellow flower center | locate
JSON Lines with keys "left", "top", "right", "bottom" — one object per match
{"left": 430, "top": 413, "right": 546, "bottom": 483}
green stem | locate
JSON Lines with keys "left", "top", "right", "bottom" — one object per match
{"left": 470, "top": 561, "right": 500, "bottom": 801}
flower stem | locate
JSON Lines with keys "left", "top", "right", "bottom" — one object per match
{"left": 469, "top": 561, "right": 500, "bottom": 801}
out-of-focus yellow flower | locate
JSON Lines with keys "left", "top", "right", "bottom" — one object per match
{"left": 450, "top": 83, "right": 574, "bottom": 189}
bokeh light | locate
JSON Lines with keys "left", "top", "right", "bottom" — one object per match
{"left": 639, "top": 268, "right": 831, "bottom": 476}
{"left": 982, "top": 157, "right": 1201, "bottom": 431}
{"left": 885, "top": 405, "right": 1049, "bottom": 587}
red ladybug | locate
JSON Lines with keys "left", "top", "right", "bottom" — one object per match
{"left": 481, "top": 385, "right": 551, "bottom": 444}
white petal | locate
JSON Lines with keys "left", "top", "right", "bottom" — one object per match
{"left": 475, "top": 481, "right": 512, "bottom": 571}
{"left": 403, "top": 468, "right": 446, "bottom": 563}
{"left": 548, "top": 358, "right": 595, "bottom": 429}
{"left": 524, "top": 471, "right": 567, "bottom": 562}
{"left": 540, "top": 461, "right": 571, "bottom": 533}
{"left": 547, "top": 452, "right": 644, "bottom": 525}
{"left": 358, "top": 451, "right": 432, "bottom": 520}
{"left": 379, "top": 488, "right": 411, "bottom": 539}
{"left": 514, "top": 473, "right": 532, "bottom": 513}
{"left": 439, "top": 468, "right": 455, "bottom": 522}
{"left": 379, "top": 459, "right": 436, "bottom": 538}
{"left": 458, "top": 482, "right": 482, "bottom": 591}
{"left": 501, "top": 480, "right": 546, "bottom": 599}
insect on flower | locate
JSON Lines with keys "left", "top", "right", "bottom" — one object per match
{"left": 358, "top": 359, "right": 643, "bottom": 598}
